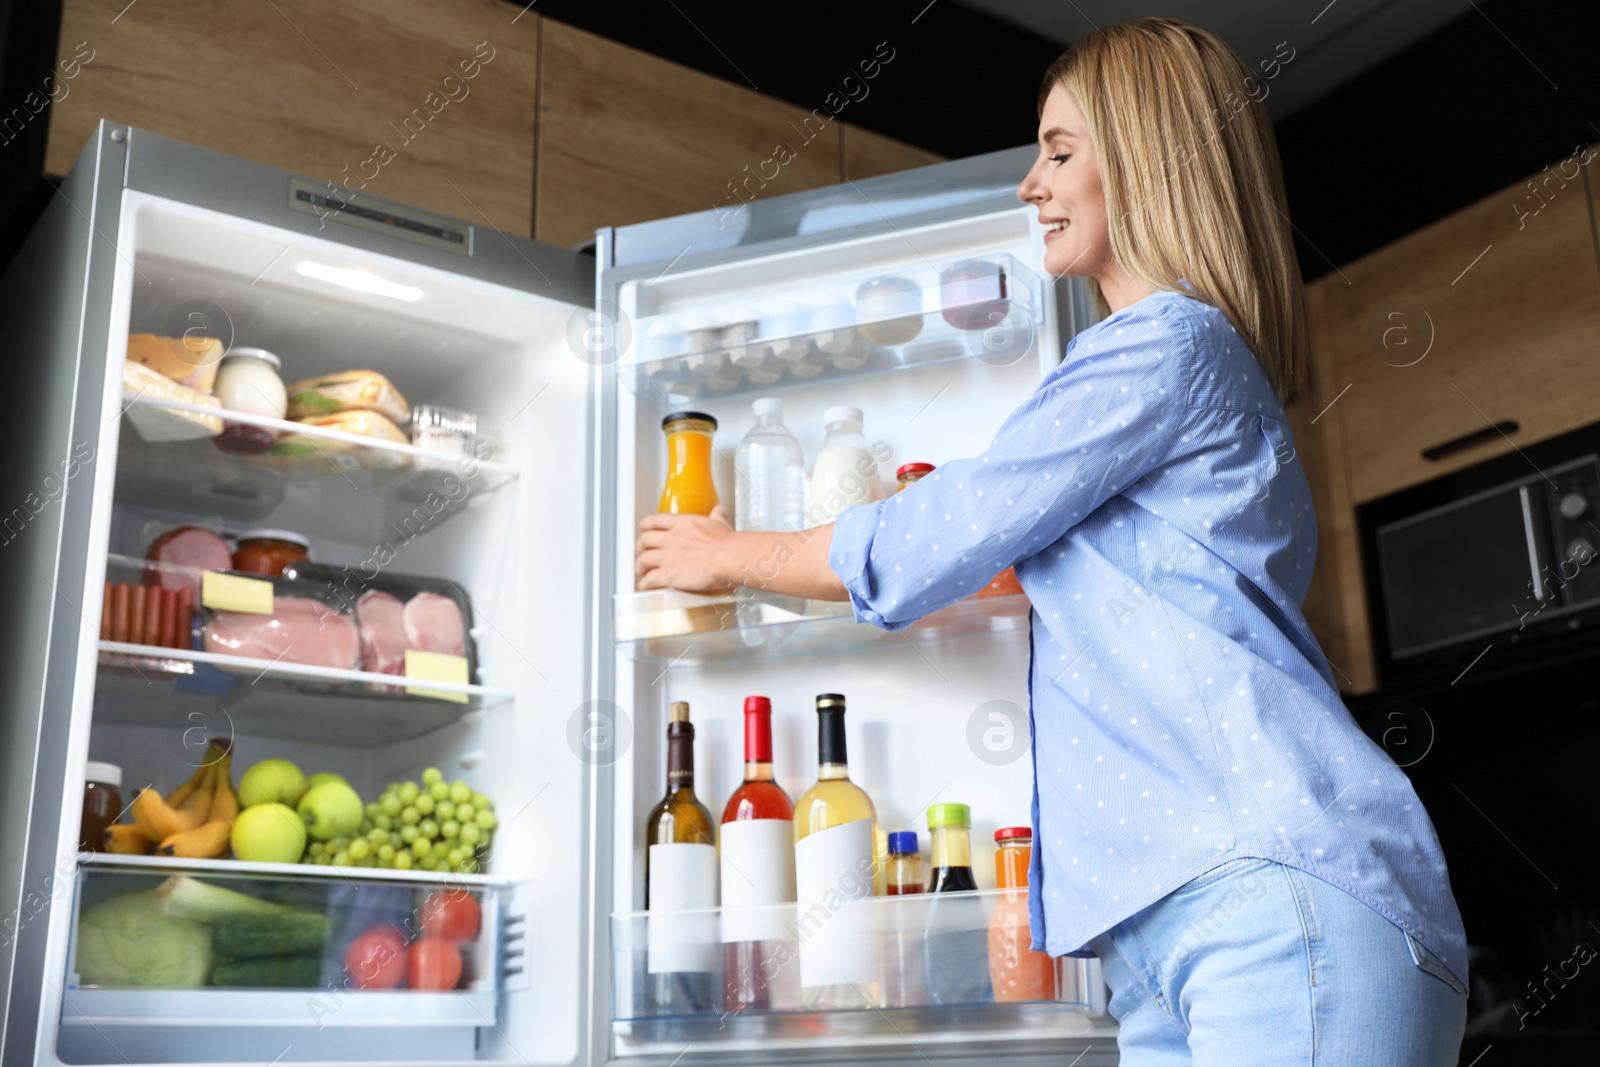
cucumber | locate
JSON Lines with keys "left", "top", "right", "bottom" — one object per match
{"left": 212, "top": 955, "right": 323, "bottom": 988}
{"left": 211, "top": 912, "right": 330, "bottom": 959}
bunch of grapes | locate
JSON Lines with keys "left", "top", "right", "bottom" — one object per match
{"left": 302, "top": 768, "right": 497, "bottom": 874}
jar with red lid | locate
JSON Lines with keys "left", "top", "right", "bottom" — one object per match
{"left": 989, "top": 825, "right": 1056, "bottom": 1001}
{"left": 231, "top": 529, "right": 311, "bottom": 576}
{"left": 895, "top": 462, "right": 935, "bottom": 492}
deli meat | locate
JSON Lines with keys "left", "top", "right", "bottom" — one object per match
{"left": 146, "top": 526, "right": 232, "bottom": 597}
{"left": 356, "top": 590, "right": 408, "bottom": 676}
{"left": 401, "top": 592, "right": 466, "bottom": 657}
{"left": 204, "top": 597, "right": 360, "bottom": 670}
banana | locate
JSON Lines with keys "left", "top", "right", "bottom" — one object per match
{"left": 176, "top": 759, "right": 217, "bottom": 827}
{"left": 132, "top": 786, "right": 200, "bottom": 842}
{"left": 102, "top": 824, "right": 152, "bottom": 854}
{"left": 158, "top": 817, "right": 233, "bottom": 858}
{"left": 165, "top": 760, "right": 211, "bottom": 809}
{"left": 207, "top": 747, "right": 238, "bottom": 824}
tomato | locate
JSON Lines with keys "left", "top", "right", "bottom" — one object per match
{"left": 419, "top": 888, "right": 482, "bottom": 942}
{"left": 408, "top": 937, "right": 464, "bottom": 990}
{"left": 344, "top": 925, "right": 407, "bottom": 989}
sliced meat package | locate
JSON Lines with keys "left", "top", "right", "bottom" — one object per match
{"left": 146, "top": 526, "right": 232, "bottom": 598}
{"left": 283, "top": 562, "right": 477, "bottom": 684}
{"left": 203, "top": 595, "right": 361, "bottom": 671}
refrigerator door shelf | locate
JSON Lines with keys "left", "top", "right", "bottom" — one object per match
{"left": 61, "top": 865, "right": 502, "bottom": 1028}
{"left": 79, "top": 853, "right": 507, "bottom": 889}
{"left": 609, "top": 888, "right": 1090, "bottom": 1023}
{"left": 115, "top": 393, "right": 515, "bottom": 542}
{"left": 623, "top": 254, "right": 1044, "bottom": 403}
{"left": 613, "top": 588, "right": 1031, "bottom": 665}
{"left": 96, "top": 642, "right": 508, "bottom": 746}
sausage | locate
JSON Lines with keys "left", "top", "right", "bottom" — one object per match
{"left": 111, "top": 584, "right": 130, "bottom": 644}
{"left": 128, "top": 585, "right": 147, "bottom": 646}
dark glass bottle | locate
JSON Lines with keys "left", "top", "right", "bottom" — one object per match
{"left": 922, "top": 803, "right": 994, "bottom": 1005}
{"left": 643, "top": 701, "right": 716, "bottom": 1014}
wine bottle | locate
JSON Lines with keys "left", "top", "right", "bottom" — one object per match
{"left": 644, "top": 701, "right": 716, "bottom": 1014}
{"left": 720, "top": 696, "right": 798, "bottom": 1012}
{"left": 922, "top": 803, "right": 993, "bottom": 1006}
{"left": 793, "top": 693, "right": 879, "bottom": 1009}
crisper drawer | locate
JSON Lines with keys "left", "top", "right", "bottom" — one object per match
{"left": 59, "top": 862, "right": 515, "bottom": 1063}
{"left": 609, "top": 889, "right": 1095, "bottom": 1054}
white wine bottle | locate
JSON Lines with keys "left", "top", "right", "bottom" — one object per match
{"left": 793, "top": 693, "right": 879, "bottom": 1009}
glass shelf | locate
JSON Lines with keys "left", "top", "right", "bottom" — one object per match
{"left": 79, "top": 852, "right": 507, "bottom": 888}
{"left": 63, "top": 864, "right": 506, "bottom": 1027}
{"left": 622, "top": 254, "right": 1044, "bottom": 402}
{"left": 115, "top": 391, "right": 517, "bottom": 541}
{"left": 96, "top": 642, "right": 509, "bottom": 746}
{"left": 610, "top": 888, "right": 1089, "bottom": 1027}
{"left": 613, "top": 589, "right": 1031, "bottom": 665}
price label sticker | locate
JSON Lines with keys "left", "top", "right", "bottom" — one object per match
{"left": 405, "top": 650, "right": 470, "bottom": 704}
{"left": 200, "top": 571, "right": 274, "bottom": 615}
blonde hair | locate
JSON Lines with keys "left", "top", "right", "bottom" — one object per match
{"left": 1039, "top": 18, "right": 1309, "bottom": 402}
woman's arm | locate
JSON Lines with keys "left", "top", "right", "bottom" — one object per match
{"left": 636, "top": 509, "right": 847, "bottom": 600}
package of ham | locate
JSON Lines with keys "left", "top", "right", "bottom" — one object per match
{"left": 146, "top": 526, "right": 232, "bottom": 598}
{"left": 286, "top": 562, "right": 477, "bottom": 687}
{"left": 203, "top": 596, "right": 361, "bottom": 671}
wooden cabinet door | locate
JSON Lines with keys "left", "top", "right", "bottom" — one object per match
{"left": 1319, "top": 157, "right": 1600, "bottom": 504}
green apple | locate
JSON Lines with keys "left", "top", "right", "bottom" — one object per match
{"left": 231, "top": 802, "right": 307, "bottom": 863}
{"left": 305, "top": 772, "right": 349, "bottom": 792}
{"left": 298, "top": 781, "right": 364, "bottom": 841}
{"left": 238, "top": 758, "right": 307, "bottom": 808}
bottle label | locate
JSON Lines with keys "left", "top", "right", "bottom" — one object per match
{"left": 793, "top": 819, "right": 877, "bottom": 988}
{"left": 646, "top": 843, "right": 718, "bottom": 974}
{"left": 719, "top": 819, "right": 796, "bottom": 944}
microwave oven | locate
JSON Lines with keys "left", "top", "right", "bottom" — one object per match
{"left": 1358, "top": 421, "right": 1600, "bottom": 687}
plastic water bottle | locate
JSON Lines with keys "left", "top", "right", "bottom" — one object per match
{"left": 735, "top": 398, "right": 807, "bottom": 532}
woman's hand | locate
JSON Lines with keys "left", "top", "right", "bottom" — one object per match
{"left": 636, "top": 506, "right": 736, "bottom": 592}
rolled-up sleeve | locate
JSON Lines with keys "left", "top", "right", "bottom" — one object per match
{"left": 829, "top": 300, "right": 1192, "bottom": 629}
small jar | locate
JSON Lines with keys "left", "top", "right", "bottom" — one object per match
{"left": 896, "top": 462, "right": 935, "bottom": 492}
{"left": 856, "top": 276, "right": 923, "bottom": 346}
{"left": 213, "top": 347, "right": 287, "bottom": 454}
{"left": 232, "top": 529, "right": 311, "bottom": 576}
{"left": 81, "top": 762, "right": 123, "bottom": 853}
{"left": 411, "top": 405, "right": 481, "bottom": 459}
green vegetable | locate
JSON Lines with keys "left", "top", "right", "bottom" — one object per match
{"left": 211, "top": 912, "right": 329, "bottom": 959}
{"left": 212, "top": 955, "right": 323, "bottom": 988}
{"left": 75, "top": 890, "right": 211, "bottom": 988}
{"left": 154, "top": 876, "right": 287, "bottom": 923}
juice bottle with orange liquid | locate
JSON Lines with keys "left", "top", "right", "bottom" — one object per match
{"left": 658, "top": 411, "right": 720, "bottom": 515}
{"left": 987, "top": 826, "right": 1057, "bottom": 1002}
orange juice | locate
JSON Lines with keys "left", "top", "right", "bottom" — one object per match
{"left": 659, "top": 412, "right": 720, "bottom": 515}
{"left": 988, "top": 826, "right": 1056, "bottom": 1002}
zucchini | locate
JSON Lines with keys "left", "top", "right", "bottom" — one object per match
{"left": 212, "top": 955, "right": 323, "bottom": 988}
{"left": 211, "top": 912, "right": 330, "bottom": 959}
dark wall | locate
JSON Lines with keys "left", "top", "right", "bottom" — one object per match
{"left": 1277, "top": 0, "right": 1600, "bottom": 279}
{"left": 0, "top": 0, "right": 63, "bottom": 271}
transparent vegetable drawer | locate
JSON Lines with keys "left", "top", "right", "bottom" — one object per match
{"left": 62, "top": 864, "right": 509, "bottom": 1029}
{"left": 622, "top": 254, "right": 1045, "bottom": 401}
{"left": 609, "top": 888, "right": 1091, "bottom": 1044}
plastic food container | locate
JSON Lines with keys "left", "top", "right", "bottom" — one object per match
{"left": 941, "top": 260, "right": 1010, "bottom": 330}
{"left": 409, "top": 405, "right": 490, "bottom": 465}
{"left": 213, "top": 347, "right": 287, "bottom": 454}
{"left": 856, "top": 277, "right": 923, "bottom": 345}
{"left": 232, "top": 530, "right": 311, "bottom": 577}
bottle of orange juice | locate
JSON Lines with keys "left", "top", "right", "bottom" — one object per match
{"left": 659, "top": 411, "right": 720, "bottom": 515}
{"left": 988, "top": 826, "right": 1056, "bottom": 1002}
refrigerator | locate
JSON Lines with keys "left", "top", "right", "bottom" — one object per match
{"left": 0, "top": 122, "right": 1116, "bottom": 1067}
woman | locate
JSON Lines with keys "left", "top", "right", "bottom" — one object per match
{"left": 637, "top": 18, "right": 1467, "bottom": 1065}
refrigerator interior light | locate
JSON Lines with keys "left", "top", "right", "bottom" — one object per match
{"left": 295, "top": 260, "right": 425, "bottom": 302}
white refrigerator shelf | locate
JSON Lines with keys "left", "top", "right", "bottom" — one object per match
{"left": 612, "top": 589, "right": 1032, "bottom": 664}
{"left": 96, "top": 641, "right": 510, "bottom": 745}
{"left": 115, "top": 391, "right": 517, "bottom": 542}
{"left": 78, "top": 851, "right": 509, "bottom": 888}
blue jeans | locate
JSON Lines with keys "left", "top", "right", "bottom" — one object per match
{"left": 1087, "top": 857, "right": 1467, "bottom": 1066}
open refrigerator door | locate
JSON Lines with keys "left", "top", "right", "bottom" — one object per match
{"left": 2, "top": 124, "right": 597, "bottom": 1067}
{"left": 590, "top": 148, "right": 1115, "bottom": 1065}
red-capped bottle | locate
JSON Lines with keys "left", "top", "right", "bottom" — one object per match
{"left": 719, "top": 696, "right": 797, "bottom": 1011}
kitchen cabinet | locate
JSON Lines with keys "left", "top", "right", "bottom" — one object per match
{"left": 1313, "top": 152, "right": 1600, "bottom": 505}
{"left": 842, "top": 124, "right": 945, "bottom": 181}
{"left": 534, "top": 20, "right": 842, "bottom": 247}
{"left": 48, "top": 0, "right": 540, "bottom": 235}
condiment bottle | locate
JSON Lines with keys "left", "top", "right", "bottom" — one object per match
{"left": 232, "top": 530, "right": 311, "bottom": 576}
{"left": 658, "top": 411, "right": 720, "bottom": 516}
{"left": 212, "top": 347, "right": 287, "bottom": 454}
{"left": 80, "top": 762, "right": 123, "bottom": 853}
{"left": 895, "top": 462, "right": 935, "bottom": 492}
{"left": 882, "top": 830, "right": 928, "bottom": 1008}
{"left": 922, "top": 802, "right": 994, "bottom": 1005}
{"left": 988, "top": 826, "right": 1056, "bottom": 1002}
